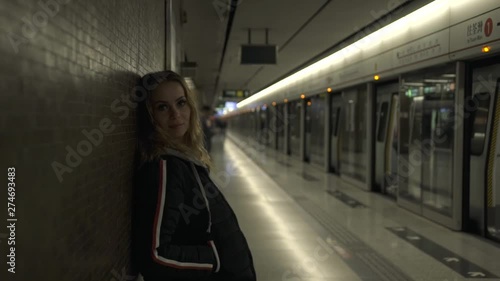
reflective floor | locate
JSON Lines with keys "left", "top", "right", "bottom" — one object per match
{"left": 208, "top": 133, "right": 500, "bottom": 281}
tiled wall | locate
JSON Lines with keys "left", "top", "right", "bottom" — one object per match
{"left": 0, "top": 0, "right": 165, "bottom": 279}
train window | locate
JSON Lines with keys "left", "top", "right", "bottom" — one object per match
{"left": 399, "top": 63, "right": 456, "bottom": 210}
{"left": 433, "top": 104, "right": 454, "bottom": 149}
{"left": 377, "top": 102, "right": 389, "bottom": 142}
{"left": 470, "top": 92, "right": 491, "bottom": 156}
{"left": 409, "top": 97, "right": 424, "bottom": 142}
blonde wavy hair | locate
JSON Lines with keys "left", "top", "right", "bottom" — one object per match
{"left": 135, "top": 70, "right": 212, "bottom": 170}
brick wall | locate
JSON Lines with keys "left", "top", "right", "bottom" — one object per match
{"left": 0, "top": 0, "right": 166, "bottom": 280}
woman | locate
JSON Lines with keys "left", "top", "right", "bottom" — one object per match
{"left": 133, "top": 70, "right": 256, "bottom": 281}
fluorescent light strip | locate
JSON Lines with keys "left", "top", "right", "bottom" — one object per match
{"left": 237, "top": 0, "right": 463, "bottom": 109}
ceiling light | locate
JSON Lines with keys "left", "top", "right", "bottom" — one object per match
{"left": 184, "top": 77, "right": 196, "bottom": 90}
{"left": 404, "top": 82, "right": 424, "bottom": 87}
{"left": 236, "top": 0, "right": 470, "bottom": 110}
{"left": 424, "top": 79, "right": 451, "bottom": 83}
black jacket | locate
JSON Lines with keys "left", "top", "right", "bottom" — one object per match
{"left": 133, "top": 149, "right": 256, "bottom": 281}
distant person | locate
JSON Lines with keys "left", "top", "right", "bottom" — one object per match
{"left": 133, "top": 70, "right": 256, "bottom": 281}
{"left": 201, "top": 105, "right": 214, "bottom": 153}
{"left": 216, "top": 118, "right": 228, "bottom": 137}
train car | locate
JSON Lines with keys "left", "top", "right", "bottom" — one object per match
{"left": 226, "top": 0, "right": 500, "bottom": 243}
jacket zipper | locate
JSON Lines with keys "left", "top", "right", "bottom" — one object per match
{"left": 191, "top": 163, "right": 212, "bottom": 233}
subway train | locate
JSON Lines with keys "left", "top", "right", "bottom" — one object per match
{"left": 223, "top": 0, "right": 500, "bottom": 244}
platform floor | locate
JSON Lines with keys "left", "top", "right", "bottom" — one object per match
{"left": 207, "top": 133, "right": 500, "bottom": 281}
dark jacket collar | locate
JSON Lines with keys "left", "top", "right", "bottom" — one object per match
{"left": 164, "top": 148, "right": 207, "bottom": 168}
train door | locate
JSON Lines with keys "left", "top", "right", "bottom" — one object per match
{"left": 276, "top": 104, "right": 285, "bottom": 152}
{"left": 374, "top": 83, "right": 399, "bottom": 198}
{"left": 468, "top": 60, "right": 500, "bottom": 242}
{"left": 308, "top": 94, "right": 327, "bottom": 167}
{"left": 285, "top": 102, "right": 291, "bottom": 155}
{"left": 398, "top": 64, "right": 460, "bottom": 230}
{"left": 305, "top": 98, "right": 311, "bottom": 162}
{"left": 330, "top": 94, "right": 343, "bottom": 174}
{"left": 407, "top": 96, "right": 424, "bottom": 202}
{"left": 253, "top": 108, "right": 259, "bottom": 138}
{"left": 289, "top": 100, "right": 302, "bottom": 158}
{"left": 259, "top": 105, "right": 268, "bottom": 145}
{"left": 269, "top": 104, "right": 278, "bottom": 149}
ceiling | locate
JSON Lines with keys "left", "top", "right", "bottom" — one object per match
{"left": 181, "top": 0, "right": 419, "bottom": 108}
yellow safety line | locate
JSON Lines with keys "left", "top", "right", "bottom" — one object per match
{"left": 487, "top": 91, "right": 499, "bottom": 208}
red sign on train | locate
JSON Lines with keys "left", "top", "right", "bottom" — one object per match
{"left": 485, "top": 18, "right": 493, "bottom": 37}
